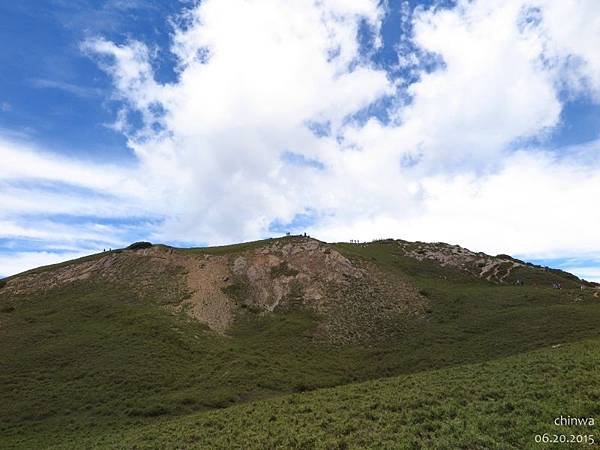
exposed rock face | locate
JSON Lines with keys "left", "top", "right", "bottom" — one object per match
{"left": 229, "top": 239, "right": 364, "bottom": 312}
{"left": 159, "top": 238, "right": 372, "bottom": 337}
{"left": 378, "top": 239, "right": 588, "bottom": 287}
{"left": 216, "top": 238, "right": 425, "bottom": 343}
{"left": 394, "top": 240, "right": 524, "bottom": 282}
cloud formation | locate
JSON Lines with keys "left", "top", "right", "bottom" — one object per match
{"left": 0, "top": 138, "right": 148, "bottom": 274}
{"left": 2, "top": 0, "right": 600, "bottom": 279}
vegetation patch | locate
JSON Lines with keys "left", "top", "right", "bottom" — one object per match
{"left": 126, "top": 241, "right": 154, "bottom": 250}
{"left": 221, "top": 278, "right": 251, "bottom": 304}
{"left": 275, "top": 280, "right": 305, "bottom": 311}
{"left": 270, "top": 261, "right": 299, "bottom": 278}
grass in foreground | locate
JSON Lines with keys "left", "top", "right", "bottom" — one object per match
{"left": 48, "top": 337, "right": 600, "bottom": 449}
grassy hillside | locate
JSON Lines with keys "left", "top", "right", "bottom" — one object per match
{"left": 0, "top": 238, "right": 598, "bottom": 448}
{"left": 30, "top": 337, "right": 600, "bottom": 449}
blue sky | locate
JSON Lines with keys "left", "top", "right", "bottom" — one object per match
{"left": 1, "top": 0, "right": 600, "bottom": 281}
{"left": 0, "top": 1, "right": 184, "bottom": 160}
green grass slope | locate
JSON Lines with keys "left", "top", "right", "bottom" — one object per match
{"left": 47, "top": 337, "right": 600, "bottom": 449}
{"left": 0, "top": 238, "right": 598, "bottom": 448}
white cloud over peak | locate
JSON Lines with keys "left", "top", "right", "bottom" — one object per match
{"left": 83, "top": 0, "right": 394, "bottom": 244}
{"left": 2, "top": 0, "right": 600, "bottom": 277}
{"left": 311, "top": 145, "right": 600, "bottom": 257}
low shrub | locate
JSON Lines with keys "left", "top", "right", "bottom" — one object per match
{"left": 126, "top": 242, "right": 153, "bottom": 250}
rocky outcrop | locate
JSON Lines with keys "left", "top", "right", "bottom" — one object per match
{"left": 391, "top": 240, "right": 525, "bottom": 282}
{"left": 220, "top": 238, "right": 425, "bottom": 343}
{"left": 228, "top": 239, "right": 364, "bottom": 312}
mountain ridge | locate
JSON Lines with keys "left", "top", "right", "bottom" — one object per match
{"left": 1, "top": 235, "right": 593, "bottom": 285}
{"left": 2, "top": 236, "right": 594, "bottom": 342}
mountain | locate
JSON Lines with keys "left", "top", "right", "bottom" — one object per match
{"left": 1, "top": 236, "right": 598, "bottom": 449}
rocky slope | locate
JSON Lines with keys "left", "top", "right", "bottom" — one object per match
{"left": 378, "top": 239, "right": 591, "bottom": 286}
{"left": 0, "top": 237, "right": 426, "bottom": 343}
{"left": 2, "top": 236, "right": 593, "bottom": 344}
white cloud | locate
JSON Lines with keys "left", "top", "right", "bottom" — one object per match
{"left": 83, "top": 0, "right": 393, "bottom": 244}
{"left": 534, "top": 0, "right": 600, "bottom": 101}
{"left": 0, "top": 138, "right": 142, "bottom": 198}
{"left": 0, "top": 137, "right": 151, "bottom": 234}
{"left": 402, "top": 0, "right": 561, "bottom": 167}
{"left": 30, "top": 79, "right": 103, "bottom": 98}
{"left": 94, "top": 0, "right": 599, "bottom": 245}
{"left": 562, "top": 267, "right": 600, "bottom": 283}
{"left": 0, "top": 219, "right": 134, "bottom": 248}
{"left": 312, "top": 143, "right": 600, "bottom": 258}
